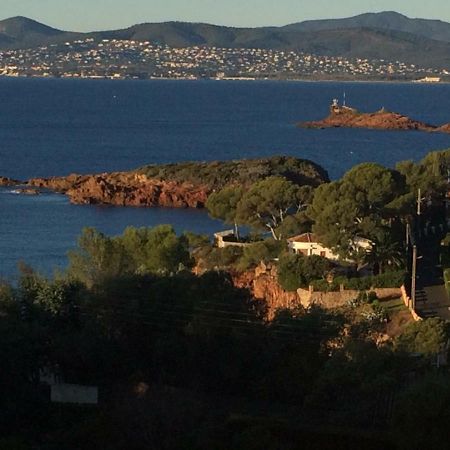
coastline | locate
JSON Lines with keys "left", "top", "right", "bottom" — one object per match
{"left": 1, "top": 73, "right": 449, "bottom": 85}
{"left": 3, "top": 156, "right": 328, "bottom": 209}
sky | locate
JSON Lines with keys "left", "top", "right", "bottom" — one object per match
{"left": 2, "top": 0, "right": 450, "bottom": 31}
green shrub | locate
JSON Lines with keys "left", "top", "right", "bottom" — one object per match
{"left": 310, "top": 279, "right": 337, "bottom": 292}
{"left": 310, "top": 271, "right": 405, "bottom": 292}
{"left": 67, "top": 225, "right": 194, "bottom": 286}
{"left": 444, "top": 269, "right": 450, "bottom": 297}
{"left": 344, "top": 271, "right": 405, "bottom": 290}
{"left": 395, "top": 318, "right": 449, "bottom": 356}
{"left": 367, "top": 291, "right": 378, "bottom": 303}
{"left": 277, "top": 254, "right": 333, "bottom": 292}
{"left": 357, "top": 291, "right": 369, "bottom": 304}
{"left": 361, "top": 303, "right": 388, "bottom": 323}
{"left": 183, "top": 232, "right": 210, "bottom": 250}
{"left": 235, "top": 239, "right": 285, "bottom": 271}
{"left": 199, "top": 246, "right": 244, "bottom": 270}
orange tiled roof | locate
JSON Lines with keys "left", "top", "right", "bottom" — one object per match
{"left": 287, "top": 232, "right": 319, "bottom": 243}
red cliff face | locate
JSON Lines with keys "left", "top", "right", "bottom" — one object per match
{"left": 437, "top": 123, "right": 450, "bottom": 133}
{"left": 28, "top": 174, "right": 82, "bottom": 192}
{"left": 231, "top": 262, "right": 302, "bottom": 319}
{"left": 28, "top": 172, "right": 210, "bottom": 208}
{"left": 298, "top": 106, "right": 447, "bottom": 133}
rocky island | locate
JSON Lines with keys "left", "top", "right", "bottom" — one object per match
{"left": 0, "top": 176, "right": 20, "bottom": 186}
{"left": 6, "top": 156, "right": 329, "bottom": 208}
{"left": 298, "top": 99, "right": 450, "bottom": 133}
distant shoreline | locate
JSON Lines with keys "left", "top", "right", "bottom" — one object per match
{"left": 0, "top": 74, "right": 449, "bottom": 85}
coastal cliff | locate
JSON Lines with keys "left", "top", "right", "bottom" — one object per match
{"left": 231, "top": 262, "right": 402, "bottom": 319}
{"left": 232, "top": 262, "right": 302, "bottom": 318}
{"left": 10, "top": 156, "right": 328, "bottom": 208}
{"left": 298, "top": 102, "right": 450, "bottom": 133}
{"left": 28, "top": 173, "right": 210, "bottom": 208}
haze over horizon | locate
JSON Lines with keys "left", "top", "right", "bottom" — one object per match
{"left": 2, "top": 0, "right": 450, "bottom": 32}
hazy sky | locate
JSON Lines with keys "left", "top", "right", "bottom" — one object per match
{"left": 2, "top": 0, "right": 450, "bottom": 31}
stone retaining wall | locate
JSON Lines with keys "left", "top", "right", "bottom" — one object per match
{"left": 298, "top": 286, "right": 402, "bottom": 309}
{"left": 232, "top": 262, "right": 403, "bottom": 318}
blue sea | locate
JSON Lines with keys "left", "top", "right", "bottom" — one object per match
{"left": 1, "top": 77, "right": 450, "bottom": 278}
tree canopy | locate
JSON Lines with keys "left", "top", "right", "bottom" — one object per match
{"left": 236, "top": 177, "right": 311, "bottom": 240}
{"left": 396, "top": 149, "right": 450, "bottom": 198}
{"left": 206, "top": 185, "right": 244, "bottom": 236}
{"left": 308, "top": 163, "right": 408, "bottom": 257}
{"left": 394, "top": 318, "right": 449, "bottom": 356}
{"left": 139, "top": 155, "right": 329, "bottom": 191}
{"left": 277, "top": 253, "right": 333, "bottom": 291}
{"left": 68, "top": 225, "right": 192, "bottom": 286}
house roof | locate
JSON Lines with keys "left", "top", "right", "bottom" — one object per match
{"left": 287, "top": 232, "right": 319, "bottom": 243}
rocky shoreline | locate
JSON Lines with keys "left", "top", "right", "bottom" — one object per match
{"left": 2, "top": 156, "right": 328, "bottom": 209}
{"left": 298, "top": 103, "right": 450, "bottom": 133}
{"left": 27, "top": 172, "right": 210, "bottom": 208}
{"left": 0, "top": 176, "right": 20, "bottom": 186}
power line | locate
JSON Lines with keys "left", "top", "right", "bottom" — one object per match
{"left": 72, "top": 304, "right": 340, "bottom": 342}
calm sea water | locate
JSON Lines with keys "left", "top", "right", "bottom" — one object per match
{"left": 1, "top": 78, "right": 450, "bottom": 278}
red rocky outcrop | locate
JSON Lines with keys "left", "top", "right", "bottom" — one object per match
{"left": 437, "top": 123, "right": 450, "bottom": 133}
{"left": 298, "top": 105, "right": 449, "bottom": 133}
{"left": 28, "top": 172, "right": 210, "bottom": 208}
{"left": 231, "top": 262, "right": 302, "bottom": 319}
{"left": 0, "top": 176, "right": 20, "bottom": 186}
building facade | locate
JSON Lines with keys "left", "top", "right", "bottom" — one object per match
{"left": 287, "top": 232, "right": 372, "bottom": 261}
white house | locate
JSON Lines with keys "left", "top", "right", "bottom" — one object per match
{"left": 287, "top": 232, "right": 372, "bottom": 261}
{"left": 288, "top": 233, "right": 338, "bottom": 259}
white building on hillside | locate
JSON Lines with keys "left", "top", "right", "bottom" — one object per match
{"left": 287, "top": 232, "right": 372, "bottom": 262}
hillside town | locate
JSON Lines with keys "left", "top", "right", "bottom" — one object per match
{"left": 0, "top": 37, "right": 448, "bottom": 81}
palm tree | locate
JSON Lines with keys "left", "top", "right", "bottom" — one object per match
{"left": 365, "top": 230, "right": 405, "bottom": 274}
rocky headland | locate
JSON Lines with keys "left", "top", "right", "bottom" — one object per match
{"left": 28, "top": 173, "right": 210, "bottom": 208}
{"left": 0, "top": 176, "right": 20, "bottom": 186}
{"left": 298, "top": 102, "right": 450, "bottom": 133}
{"left": 6, "top": 156, "right": 329, "bottom": 208}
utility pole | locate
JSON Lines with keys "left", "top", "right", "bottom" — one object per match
{"left": 406, "top": 222, "right": 410, "bottom": 247}
{"left": 411, "top": 245, "right": 417, "bottom": 311}
{"left": 416, "top": 189, "right": 425, "bottom": 239}
{"left": 417, "top": 188, "right": 422, "bottom": 216}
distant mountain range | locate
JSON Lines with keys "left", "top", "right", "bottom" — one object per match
{"left": 282, "top": 11, "right": 450, "bottom": 42}
{"left": 1, "top": 12, "right": 450, "bottom": 68}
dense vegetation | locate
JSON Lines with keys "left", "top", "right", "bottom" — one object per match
{"left": 277, "top": 253, "right": 333, "bottom": 291}
{"left": 138, "top": 156, "right": 329, "bottom": 191}
{"left": 201, "top": 150, "right": 448, "bottom": 265}
{"left": 67, "top": 225, "right": 192, "bottom": 286}
{"left": 196, "top": 149, "right": 450, "bottom": 298}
